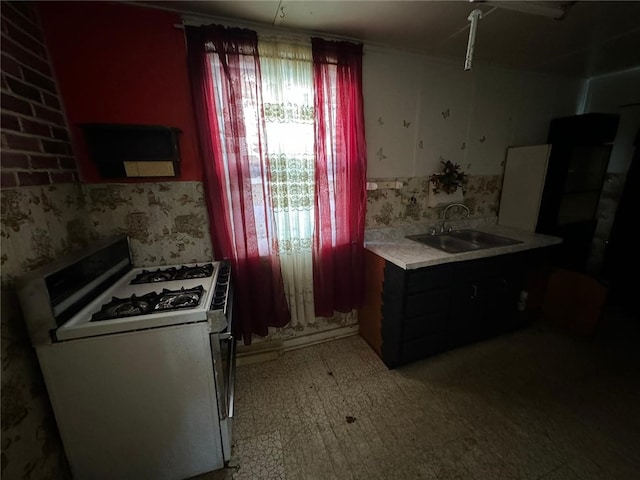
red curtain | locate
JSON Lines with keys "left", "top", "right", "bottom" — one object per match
{"left": 186, "top": 25, "right": 290, "bottom": 344}
{"left": 311, "top": 38, "right": 367, "bottom": 317}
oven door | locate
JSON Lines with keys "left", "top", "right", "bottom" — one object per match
{"left": 215, "top": 331, "right": 235, "bottom": 420}
{"left": 210, "top": 330, "right": 235, "bottom": 462}
{"left": 210, "top": 284, "right": 235, "bottom": 462}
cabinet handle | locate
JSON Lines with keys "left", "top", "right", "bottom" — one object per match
{"left": 470, "top": 284, "right": 477, "bottom": 300}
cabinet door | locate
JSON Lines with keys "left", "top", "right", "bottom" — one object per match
{"left": 484, "top": 274, "right": 520, "bottom": 333}
{"left": 449, "top": 256, "right": 496, "bottom": 347}
{"left": 382, "top": 263, "right": 452, "bottom": 368}
{"left": 448, "top": 254, "right": 527, "bottom": 347}
{"left": 401, "top": 288, "right": 450, "bottom": 363}
{"left": 449, "top": 281, "right": 483, "bottom": 348}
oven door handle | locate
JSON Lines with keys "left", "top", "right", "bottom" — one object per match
{"left": 224, "top": 333, "right": 236, "bottom": 419}
{"left": 214, "top": 332, "right": 235, "bottom": 420}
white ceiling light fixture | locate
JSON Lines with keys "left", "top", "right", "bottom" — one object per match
{"left": 464, "top": 1, "right": 571, "bottom": 70}
{"left": 464, "top": 9, "right": 483, "bottom": 71}
{"left": 469, "top": 0, "right": 569, "bottom": 20}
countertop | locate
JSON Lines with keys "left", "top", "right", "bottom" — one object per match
{"left": 365, "top": 221, "right": 562, "bottom": 270}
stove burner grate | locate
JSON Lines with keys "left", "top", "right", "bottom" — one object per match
{"left": 175, "top": 265, "right": 213, "bottom": 280}
{"left": 154, "top": 286, "right": 204, "bottom": 311}
{"left": 91, "top": 286, "right": 205, "bottom": 322}
{"left": 130, "top": 264, "right": 214, "bottom": 284}
{"left": 91, "top": 292, "right": 157, "bottom": 322}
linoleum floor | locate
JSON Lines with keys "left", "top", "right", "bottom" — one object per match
{"left": 198, "top": 308, "right": 640, "bottom": 480}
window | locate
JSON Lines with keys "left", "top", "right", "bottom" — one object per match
{"left": 187, "top": 25, "right": 366, "bottom": 343}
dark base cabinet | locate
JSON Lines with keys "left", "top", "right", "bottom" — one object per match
{"left": 381, "top": 263, "right": 452, "bottom": 367}
{"left": 369, "top": 250, "right": 543, "bottom": 369}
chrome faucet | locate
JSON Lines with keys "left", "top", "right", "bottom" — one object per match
{"left": 441, "top": 203, "right": 470, "bottom": 233}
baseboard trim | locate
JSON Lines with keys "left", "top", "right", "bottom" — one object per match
{"left": 236, "top": 324, "right": 359, "bottom": 366}
{"left": 283, "top": 324, "right": 359, "bottom": 352}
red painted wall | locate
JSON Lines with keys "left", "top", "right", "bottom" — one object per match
{"left": 37, "top": 1, "right": 203, "bottom": 182}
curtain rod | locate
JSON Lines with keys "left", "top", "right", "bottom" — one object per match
{"left": 173, "top": 12, "right": 362, "bottom": 47}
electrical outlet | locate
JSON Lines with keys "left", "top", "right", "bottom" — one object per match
{"left": 376, "top": 181, "right": 403, "bottom": 190}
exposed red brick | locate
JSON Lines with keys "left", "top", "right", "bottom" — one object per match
{"left": 1, "top": 92, "right": 32, "bottom": 115}
{"left": 50, "top": 171, "right": 76, "bottom": 184}
{"left": 21, "top": 65, "right": 55, "bottom": 93}
{"left": 50, "top": 126, "right": 69, "bottom": 141}
{"left": 2, "top": 2, "right": 43, "bottom": 43}
{"left": 3, "top": 18, "right": 46, "bottom": 58}
{"left": 30, "top": 154, "right": 58, "bottom": 169}
{"left": 1, "top": 113, "right": 21, "bottom": 131}
{"left": 1, "top": 151, "right": 29, "bottom": 168}
{"left": 6, "top": 2, "right": 39, "bottom": 24}
{"left": 58, "top": 156, "right": 77, "bottom": 169}
{"left": 1, "top": 53, "right": 21, "bottom": 77}
{"left": 42, "top": 91, "right": 60, "bottom": 109}
{"left": 20, "top": 118, "right": 50, "bottom": 136}
{"left": 33, "top": 105, "right": 64, "bottom": 125}
{"left": 17, "top": 171, "right": 50, "bottom": 186}
{"left": 1, "top": 172, "right": 18, "bottom": 187}
{"left": 6, "top": 75, "right": 41, "bottom": 102}
{"left": 1, "top": 36, "right": 51, "bottom": 75}
{"left": 42, "top": 139, "right": 70, "bottom": 155}
{"left": 3, "top": 132, "right": 41, "bottom": 151}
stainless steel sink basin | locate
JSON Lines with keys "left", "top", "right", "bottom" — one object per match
{"left": 405, "top": 233, "right": 481, "bottom": 253}
{"left": 406, "top": 229, "right": 522, "bottom": 253}
{"left": 448, "top": 229, "right": 522, "bottom": 248}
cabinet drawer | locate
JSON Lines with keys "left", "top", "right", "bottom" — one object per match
{"left": 403, "top": 311, "right": 447, "bottom": 339}
{"left": 406, "top": 264, "right": 453, "bottom": 293}
{"left": 454, "top": 254, "right": 519, "bottom": 281}
{"left": 405, "top": 288, "right": 450, "bottom": 317}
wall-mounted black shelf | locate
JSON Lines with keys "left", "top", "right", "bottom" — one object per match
{"left": 79, "top": 123, "right": 182, "bottom": 178}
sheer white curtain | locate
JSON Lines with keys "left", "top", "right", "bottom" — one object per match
{"left": 258, "top": 40, "right": 316, "bottom": 327}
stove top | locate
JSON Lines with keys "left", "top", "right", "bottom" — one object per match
{"left": 55, "top": 262, "right": 222, "bottom": 341}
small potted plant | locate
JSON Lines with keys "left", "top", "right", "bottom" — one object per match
{"left": 428, "top": 160, "right": 467, "bottom": 206}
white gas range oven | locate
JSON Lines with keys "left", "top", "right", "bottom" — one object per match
{"left": 16, "top": 235, "right": 235, "bottom": 480}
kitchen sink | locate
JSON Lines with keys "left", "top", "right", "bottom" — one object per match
{"left": 406, "top": 229, "right": 522, "bottom": 253}
{"left": 405, "top": 233, "right": 481, "bottom": 253}
{"left": 448, "top": 229, "right": 522, "bottom": 248}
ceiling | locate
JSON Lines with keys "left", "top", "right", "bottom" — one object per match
{"left": 136, "top": 1, "right": 640, "bottom": 78}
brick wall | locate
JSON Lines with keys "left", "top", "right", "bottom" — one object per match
{"left": 1, "top": 1, "right": 78, "bottom": 187}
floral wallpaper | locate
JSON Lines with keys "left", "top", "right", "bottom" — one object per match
{"left": 83, "top": 182, "right": 213, "bottom": 267}
{"left": 1, "top": 184, "right": 89, "bottom": 282}
{"left": 0, "top": 182, "right": 212, "bottom": 279}
{"left": 365, "top": 174, "right": 503, "bottom": 228}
